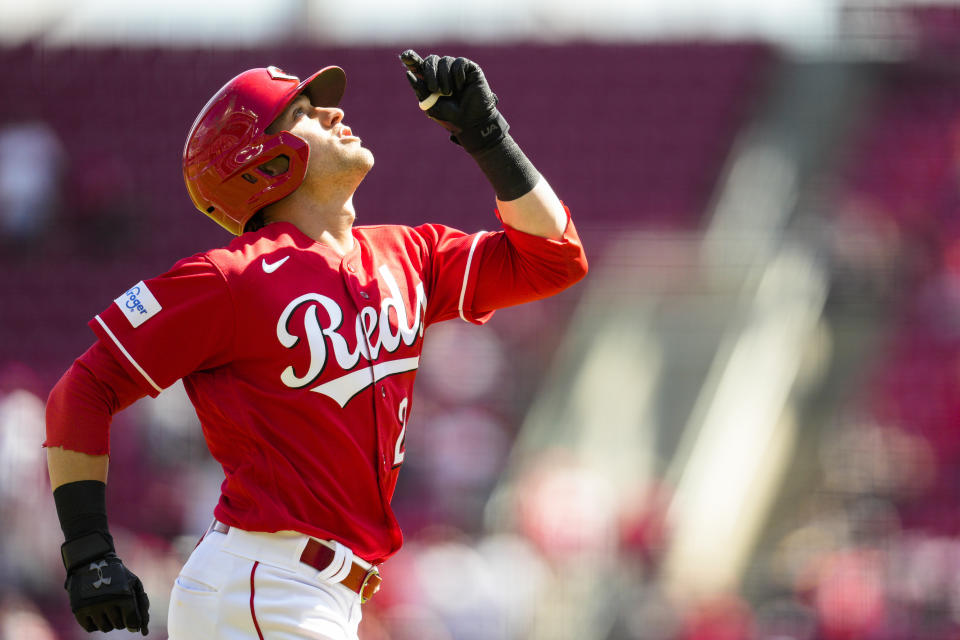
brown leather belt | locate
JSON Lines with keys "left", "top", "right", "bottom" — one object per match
{"left": 210, "top": 521, "right": 382, "bottom": 602}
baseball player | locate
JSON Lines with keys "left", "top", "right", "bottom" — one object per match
{"left": 44, "top": 50, "right": 587, "bottom": 639}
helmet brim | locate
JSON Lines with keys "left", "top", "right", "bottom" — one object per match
{"left": 298, "top": 66, "right": 346, "bottom": 109}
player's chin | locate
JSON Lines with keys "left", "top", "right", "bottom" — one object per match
{"left": 356, "top": 146, "right": 375, "bottom": 171}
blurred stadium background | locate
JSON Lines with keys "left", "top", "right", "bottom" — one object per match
{"left": 3, "top": 1, "right": 960, "bottom": 638}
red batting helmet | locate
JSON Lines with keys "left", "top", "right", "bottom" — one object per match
{"left": 183, "top": 65, "right": 346, "bottom": 235}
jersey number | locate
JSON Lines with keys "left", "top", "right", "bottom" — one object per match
{"left": 393, "top": 398, "right": 408, "bottom": 467}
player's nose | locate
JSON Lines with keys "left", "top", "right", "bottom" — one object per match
{"left": 314, "top": 106, "right": 344, "bottom": 128}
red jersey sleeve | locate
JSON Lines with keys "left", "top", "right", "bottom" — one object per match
{"left": 418, "top": 206, "right": 587, "bottom": 326}
{"left": 44, "top": 341, "right": 149, "bottom": 455}
{"left": 89, "top": 254, "right": 235, "bottom": 397}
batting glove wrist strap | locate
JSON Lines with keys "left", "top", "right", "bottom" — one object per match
{"left": 61, "top": 531, "right": 115, "bottom": 572}
{"left": 471, "top": 134, "right": 541, "bottom": 202}
{"left": 454, "top": 111, "right": 510, "bottom": 154}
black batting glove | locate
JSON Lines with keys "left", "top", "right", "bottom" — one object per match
{"left": 62, "top": 533, "right": 150, "bottom": 635}
{"left": 54, "top": 480, "right": 150, "bottom": 635}
{"left": 400, "top": 50, "right": 509, "bottom": 154}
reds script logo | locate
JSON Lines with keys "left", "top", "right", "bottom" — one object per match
{"left": 277, "top": 265, "right": 426, "bottom": 407}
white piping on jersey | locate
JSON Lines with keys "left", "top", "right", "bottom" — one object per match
{"left": 458, "top": 233, "right": 484, "bottom": 323}
{"left": 94, "top": 315, "right": 163, "bottom": 393}
{"left": 310, "top": 356, "right": 420, "bottom": 408}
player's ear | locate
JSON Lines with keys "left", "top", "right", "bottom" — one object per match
{"left": 258, "top": 155, "right": 291, "bottom": 177}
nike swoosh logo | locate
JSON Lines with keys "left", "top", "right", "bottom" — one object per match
{"left": 262, "top": 256, "right": 290, "bottom": 273}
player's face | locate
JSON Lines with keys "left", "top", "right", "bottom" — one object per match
{"left": 270, "top": 95, "right": 374, "bottom": 184}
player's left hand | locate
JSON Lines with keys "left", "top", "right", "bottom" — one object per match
{"left": 399, "top": 50, "right": 509, "bottom": 154}
{"left": 63, "top": 544, "right": 150, "bottom": 635}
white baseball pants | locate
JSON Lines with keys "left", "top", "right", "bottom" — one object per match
{"left": 167, "top": 526, "right": 363, "bottom": 640}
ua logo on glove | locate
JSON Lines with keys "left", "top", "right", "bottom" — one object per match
{"left": 90, "top": 560, "right": 112, "bottom": 589}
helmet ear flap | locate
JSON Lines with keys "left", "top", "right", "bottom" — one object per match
{"left": 240, "top": 132, "right": 310, "bottom": 216}
{"left": 253, "top": 154, "right": 292, "bottom": 179}
{"left": 184, "top": 126, "right": 310, "bottom": 235}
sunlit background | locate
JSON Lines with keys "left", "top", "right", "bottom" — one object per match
{"left": 3, "top": 1, "right": 960, "bottom": 638}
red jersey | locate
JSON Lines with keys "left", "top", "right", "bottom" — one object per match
{"left": 74, "top": 215, "right": 585, "bottom": 563}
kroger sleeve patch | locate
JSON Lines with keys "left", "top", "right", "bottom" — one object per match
{"left": 114, "top": 281, "right": 162, "bottom": 328}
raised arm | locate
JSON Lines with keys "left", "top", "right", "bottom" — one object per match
{"left": 496, "top": 177, "right": 567, "bottom": 240}
{"left": 400, "top": 50, "right": 568, "bottom": 240}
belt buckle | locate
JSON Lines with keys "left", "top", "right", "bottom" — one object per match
{"left": 359, "top": 566, "right": 381, "bottom": 603}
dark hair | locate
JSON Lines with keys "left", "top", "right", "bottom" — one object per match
{"left": 244, "top": 210, "right": 266, "bottom": 233}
